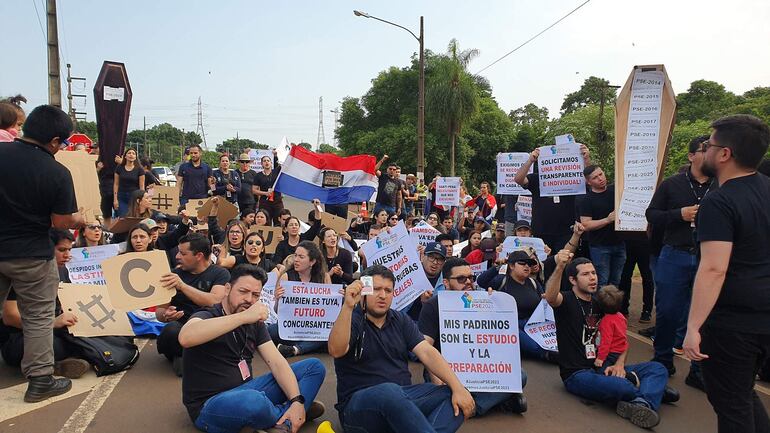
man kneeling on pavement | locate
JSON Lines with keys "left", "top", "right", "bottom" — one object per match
{"left": 179, "top": 264, "right": 326, "bottom": 433}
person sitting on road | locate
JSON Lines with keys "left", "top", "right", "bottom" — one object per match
{"left": 594, "top": 285, "right": 640, "bottom": 387}
{"left": 545, "top": 249, "right": 679, "bottom": 429}
{"left": 179, "top": 264, "right": 326, "bottom": 433}
{"left": 328, "top": 265, "right": 475, "bottom": 433}
{"left": 419, "top": 257, "right": 528, "bottom": 416}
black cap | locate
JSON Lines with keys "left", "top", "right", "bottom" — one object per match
{"left": 513, "top": 220, "right": 531, "bottom": 231}
{"left": 479, "top": 238, "right": 498, "bottom": 261}
{"left": 424, "top": 242, "right": 447, "bottom": 258}
{"left": 153, "top": 213, "right": 170, "bottom": 222}
{"left": 507, "top": 250, "right": 536, "bottom": 266}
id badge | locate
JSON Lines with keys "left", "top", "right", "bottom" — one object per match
{"left": 238, "top": 359, "right": 251, "bottom": 380}
{"left": 585, "top": 344, "right": 596, "bottom": 359}
{"left": 553, "top": 196, "right": 560, "bottom": 204}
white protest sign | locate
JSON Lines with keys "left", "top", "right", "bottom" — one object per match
{"left": 452, "top": 241, "right": 466, "bottom": 258}
{"left": 523, "top": 299, "right": 558, "bottom": 352}
{"left": 409, "top": 221, "right": 441, "bottom": 247}
{"left": 277, "top": 281, "right": 343, "bottom": 341}
{"left": 360, "top": 222, "right": 432, "bottom": 311}
{"left": 438, "top": 291, "right": 522, "bottom": 393}
{"left": 496, "top": 153, "right": 532, "bottom": 195}
{"left": 515, "top": 196, "right": 532, "bottom": 222}
{"left": 249, "top": 149, "right": 273, "bottom": 171}
{"left": 470, "top": 261, "right": 488, "bottom": 277}
{"left": 66, "top": 244, "right": 121, "bottom": 285}
{"left": 261, "top": 271, "right": 279, "bottom": 324}
{"left": 500, "top": 236, "right": 547, "bottom": 261}
{"left": 435, "top": 177, "right": 461, "bottom": 207}
{"left": 537, "top": 141, "right": 585, "bottom": 197}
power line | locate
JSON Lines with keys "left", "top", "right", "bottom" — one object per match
{"left": 31, "top": 0, "right": 46, "bottom": 42}
{"left": 475, "top": 0, "right": 592, "bottom": 74}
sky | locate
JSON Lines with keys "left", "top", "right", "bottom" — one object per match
{"left": 2, "top": 0, "right": 769, "bottom": 150}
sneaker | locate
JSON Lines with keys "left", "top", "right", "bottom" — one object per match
{"left": 685, "top": 369, "right": 706, "bottom": 392}
{"left": 616, "top": 401, "right": 660, "bottom": 429}
{"left": 673, "top": 347, "right": 684, "bottom": 356}
{"left": 172, "top": 356, "right": 184, "bottom": 377}
{"left": 639, "top": 312, "right": 652, "bottom": 323}
{"left": 638, "top": 326, "right": 656, "bottom": 339}
{"left": 544, "top": 351, "right": 560, "bottom": 365}
{"left": 54, "top": 358, "right": 91, "bottom": 379}
{"left": 307, "top": 400, "right": 326, "bottom": 420}
{"left": 24, "top": 375, "right": 72, "bottom": 403}
{"left": 499, "top": 393, "right": 527, "bottom": 414}
{"left": 625, "top": 371, "right": 640, "bottom": 388}
{"left": 662, "top": 385, "right": 680, "bottom": 404}
{"left": 277, "top": 344, "right": 298, "bottom": 358}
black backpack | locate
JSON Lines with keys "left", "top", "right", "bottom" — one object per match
{"left": 63, "top": 335, "right": 140, "bottom": 377}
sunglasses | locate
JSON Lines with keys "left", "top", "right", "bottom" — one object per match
{"left": 389, "top": 217, "right": 398, "bottom": 221}
{"left": 86, "top": 224, "right": 102, "bottom": 230}
{"left": 515, "top": 260, "right": 537, "bottom": 266}
{"left": 448, "top": 274, "right": 476, "bottom": 284}
{"left": 246, "top": 240, "right": 263, "bottom": 246}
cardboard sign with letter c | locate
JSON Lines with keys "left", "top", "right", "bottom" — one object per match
{"left": 101, "top": 250, "right": 173, "bottom": 310}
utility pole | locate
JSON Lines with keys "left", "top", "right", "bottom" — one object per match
{"left": 46, "top": 0, "right": 62, "bottom": 107}
{"left": 196, "top": 97, "right": 207, "bottom": 148}
{"left": 66, "top": 63, "right": 87, "bottom": 126}
{"left": 417, "top": 16, "right": 425, "bottom": 180}
{"left": 317, "top": 97, "right": 326, "bottom": 149}
{"left": 330, "top": 108, "right": 339, "bottom": 147}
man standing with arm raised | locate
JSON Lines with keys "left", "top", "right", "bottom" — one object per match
{"left": 0, "top": 105, "right": 84, "bottom": 402}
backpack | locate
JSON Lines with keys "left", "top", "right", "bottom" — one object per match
{"left": 63, "top": 335, "right": 140, "bottom": 377}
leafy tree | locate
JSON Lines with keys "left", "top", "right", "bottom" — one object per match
{"left": 297, "top": 142, "right": 312, "bottom": 150}
{"left": 216, "top": 137, "right": 268, "bottom": 155}
{"left": 427, "top": 39, "right": 481, "bottom": 175}
{"left": 664, "top": 119, "right": 711, "bottom": 177}
{"left": 318, "top": 143, "right": 341, "bottom": 155}
{"left": 509, "top": 103, "right": 550, "bottom": 148}
{"left": 560, "top": 76, "right": 616, "bottom": 115}
{"left": 74, "top": 120, "right": 98, "bottom": 143}
{"left": 463, "top": 97, "right": 517, "bottom": 186}
{"left": 676, "top": 80, "right": 739, "bottom": 123}
{"left": 125, "top": 123, "right": 201, "bottom": 166}
{"left": 546, "top": 104, "right": 615, "bottom": 180}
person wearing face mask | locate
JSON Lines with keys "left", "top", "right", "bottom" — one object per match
{"left": 0, "top": 95, "right": 27, "bottom": 142}
{"left": 113, "top": 148, "right": 146, "bottom": 217}
{"left": 273, "top": 201, "right": 322, "bottom": 265}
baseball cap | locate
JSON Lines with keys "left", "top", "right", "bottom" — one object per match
{"left": 507, "top": 250, "right": 536, "bottom": 266}
{"left": 424, "top": 242, "right": 447, "bottom": 258}
{"left": 479, "top": 238, "right": 498, "bottom": 261}
{"left": 495, "top": 224, "right": 505, "bottom": 232}
{"left": 152, "top": 213, "right": 170, "bottom": 222}
{"left": 238, "top": 153, "right": 251, "bottom": 162}
{"left": 514, "top": 220, "right": 531, "bottom": 231}
{"left": 140, "top": 218, "right": 159, "bottom": 231}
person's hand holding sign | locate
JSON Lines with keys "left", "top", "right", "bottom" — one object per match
{"left": 54, "top": 311, "right": 78, "bottom": 328}
{"left": 344, "top": 280, "right": 362, "bottom": 309}
{"left": 529, "top": 148, "right": 541, "bottom": 163}
{"left": 578, "top": 143, "right": 591, "bottom": 164}
{"left": 156, "top": 306, "right": 184, "bottom": 323}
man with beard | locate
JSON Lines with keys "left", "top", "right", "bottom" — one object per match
{"left": 545, "top": 250, "right": 677, "bottom": 429}
{"left": 329, "top": 265, "right": 475, "bottom": 433}
{"left": 179, "top": 264, "right": 326, "bottom": 433}
{"left": 683, "top": 115, "right": 770, "bottom": 433}
{"left": 177, "top": 144, "right": 214, "bottom": 206}
{"left": 404, "top": 242, "right": 446, "bottom": 321}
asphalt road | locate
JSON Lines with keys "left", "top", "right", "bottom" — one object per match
{"left": 0, "top": 279, "right": 767, "bottom": 433}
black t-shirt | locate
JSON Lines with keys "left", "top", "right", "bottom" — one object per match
{"left": 418, "top": 295, "right": 442, "bottom": 350}
{"left": 498, "top": 277, "right": 543, "bottom": 319}
{"left": 170, "top": 265, "right": 231, "bottom": 321}
{"left": 376, "top": 173, "right": 401, "bottom": 207}
{"left": 182, "top": 305, "right": 272, "bottom": 421}
{"left": 645, "top": 170, "right": 714, "bottom": 249}
{"left": 254, "top": 163, "right": 283, "bottom": 204}
{"left": 0, "top": 140, "right": 78, "bottom": 260}
{"left": 524, "top": 172, "right": 582, "bottom": 238}
{"left": 697, "top": 173, "right": 770, "bottom": 333}
{"left": 554, "top": 290, "right": 602, "bottom": 381}
{"left": 237, "top": 169, "right": 258, "bottom": 205}
{"left": 576, "top": 185, "right": 621, "bottom": 246}
{"left": 334, "top": 307, "right": 424, "bottom": 413}
{"left": 115, "top": 164, "right": 145, "bottom": 194}
{"left": 233, "top": 255, "right": 276, "bottom": 274}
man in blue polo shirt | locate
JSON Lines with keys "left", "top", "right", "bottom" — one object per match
{"left": 329, "top": 265, "right": 475, "bottom": 433}
{"left": 177, "top": 144, "right": 214, "bottom": 206}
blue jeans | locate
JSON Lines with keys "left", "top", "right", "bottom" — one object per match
{"left": 589, "top": 244, "right": 626, "bottom": 287}
{"left": 653, "top": 245, "right": 697, "bottom": 368}
{"left": 563, "top": 361, "right": 668, "bottom": 411}
{"left": 116, "top": 191, "right": 132, "bottom": 217}
{"left": 267, "top": 323, "right": 326, "bottom": 356}
{"left": 519, "top": 319, "right": 557, "bottom": 361}
{"left": 194, "top": 358, "right": 325, "bottom": 433}
{"left": 341, "top": 382, "right": 464, "bottom": 433}
{"left": 471, "top": 369, "right": 528, "bottom": 416}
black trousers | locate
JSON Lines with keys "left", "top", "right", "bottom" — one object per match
{"left": 701, "top": 326, "right": 770, "bottom": 433}
{"left": 619, "top": 239, "right": 655, "bottom": 315}
{"left": 157, "top": 321, "right": 183, "bottom": 360}
{"left": 0, "top": 330, "right": 77, "bottom": 367}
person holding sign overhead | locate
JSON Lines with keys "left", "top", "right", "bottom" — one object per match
{"left": 329, "top": 265, "right": 475, "bottom": 433}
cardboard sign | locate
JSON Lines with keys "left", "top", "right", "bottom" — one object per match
{"left": 360, "top": 222, "right": 432, "bottom": 311}
{"left": 435, "top": 177, "right": 461, "bottom": 207}
{"left": 108, "top": 217, "right": 143, "bottom": 234}
{"left": 249, "top": 225, "right": 283, "bottom": 254}
{"left": 55, "top": 151, "right": 102, "bottom": 217}
{"left": 500, "top": 236, "right": 547, "bottom": 261}
{"left": 185, "top": 198, "right": 208, "bottom": 217}
{"left": 409, "top": 221, "right": 441, "bottom": 247}
{"left": 537, "top": 142, "right": 585, "bottom": 197}
{"left": 320, "top": 211, "right": 350, "bottom": 235}
{"left": 523, "top": 299, "right": 558, "bottom": 352}
{"left": 515, "top": 196, "right": 532, "bottom": 222}
{"left": 101, "top": 250, "right": 173, "bottom": 311}
{"left": 197, "top": 197, "right": 239, "bottom": 229}
{"left": 66, "top": 245, "right": 121, "bottom": 285}
{"left": 438, "top": 291, "right": 522, "bottom": 393}
{"left": 496, "top": 153, "right": 532, "bottom": 195}
{"left": 277, "top": 281, "right": 344, "bottom": 341}
{"left": 149, "top": 185, "right": 180, "bottom": 214}
{"left": 57, "top": 283, "right": 134, "bottom": 337}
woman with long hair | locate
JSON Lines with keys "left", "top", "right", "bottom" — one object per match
{"left": 225, "top": 231, "right": 280, "bottom": 273}
{"left": 214, "top": 220, "right": 248, "bottom": 268}
{"left": 113, "top": 148, "right": 145, "bottom": 217}
{"left": 272, "top": 201, "right": 322, "bottom": 264}
{"left": 460, "top": 230, "right": 483, "bottom": 258}
{"left": 75, "top": 222, "right": 106, "bottom": 247}
{"left": 124, "top": 224, "right": 154, "bottom": 253}
{"left": 126, "top": 189, "right": 154, "bottom": 219}
{"left": 254, "top": 208, "right": 272, "bottom": 227}
{"left": 318, "top": 227, "right": 355, "bottom": 286}
{"left": 386, "top": 212, "right": 400, "bottom": 228}
{"left": 0, "top": 95, "right": 26, "bottom": 142}
{"left": 426, "top": 212, "right": 447, "bottom": 234}
{"left": 349, "top": 208, "right": 388, "bottom": 238}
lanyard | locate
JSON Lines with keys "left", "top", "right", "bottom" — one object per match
{"left": 685, "top": 170, "right": 711, "bottom": 204}
{"left": 575, "top": 293, "right": 598, "bottom": 345}
{"left": 221, "top": 305, "right": 248, "bottom": 359}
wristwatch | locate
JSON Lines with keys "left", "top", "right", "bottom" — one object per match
{"left": 288, "top": 394, "right": 306, "bottom": 405}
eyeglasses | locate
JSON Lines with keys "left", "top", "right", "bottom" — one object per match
{"left": 246, "top": 240, "right": 263, "bottom": 246}
{"left": 448, "top": 274, "right": 476, "bottom": 284}
{"left": 229, "top": 230, "right": 244, "bottom": 235}
{"left": 86, "top": 225, "right": 102, "bottom": 230}
{"left": 427, "top": 255, "right": 446, "bottom": 264}
{"left": 702, "top": 139, "right": 727, "bottom": 152}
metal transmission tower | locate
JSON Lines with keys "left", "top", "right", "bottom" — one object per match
{"left": 66, "top": 63, "right": 87, "bottom": 125}
{"left": 196, "top": 96, "right": 207, "bottom": 147}
{"left": 330, "top": 107, "right": 339, "bottom": 147}
{"left": 317, "top": 96, "right": 326, "bottom": 148}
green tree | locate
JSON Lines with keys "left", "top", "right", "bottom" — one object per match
{"left": 664, "top": 119, "right": 711, "bottom": 177}
{"left": 74, "top": 120, "right": 98, "bottom": 143}
{"left": 126, "top": 123, "right": 202, "bottom": 166}
{"left": 427, "top": 39, "right": 481, "bottom": 175}
{"left": 676, "top": 80, "right": 739, "bottom": 123}
{"left": 561, "top": 76, "right": 616, "bottom": 115}
{"left": 297, "top": 142, "right": 312, "bottom": 150}
{"left": 463, "top": 97, "right": 517, "bottom": 186}
{"left": 216, "top": 137, "right": 268, "bottom": 155}
{"left": 318, "top": 143, "right": 341, "bottom": 155}
{"left": 546, "top": 104, "right": 616, "bottom": 180}
{"left": 509, "top": 103, "right": 551, "bottom": 148}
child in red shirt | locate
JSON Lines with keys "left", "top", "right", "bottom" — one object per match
{"left": 596, "top": 285, "right": 638, "bottom": 386}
